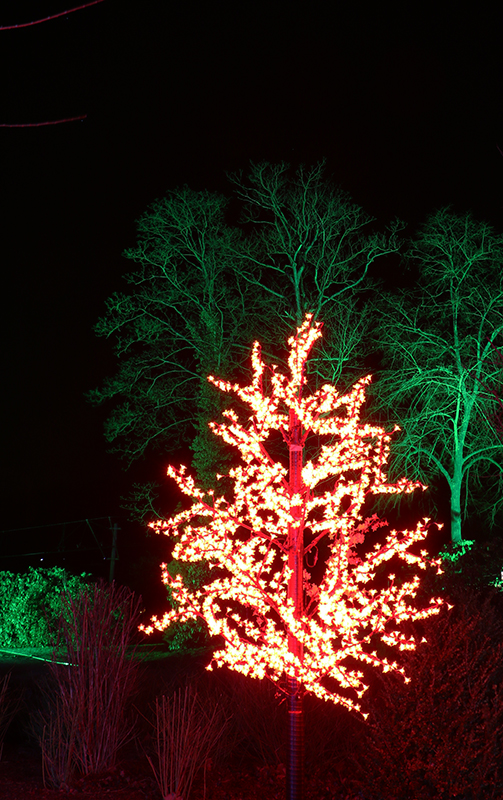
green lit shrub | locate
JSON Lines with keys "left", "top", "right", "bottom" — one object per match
{"left": 0, "top": 567, "right": 91, "bottom": 648}
{"left": 437, "top": 531, "right": 503, "bottom": 592}
{"left": 162, "top": 559, "right": 212, "bottom": 651}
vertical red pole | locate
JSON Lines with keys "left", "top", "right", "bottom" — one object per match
{"left": 287, "top": 407, "right": 304, "bottom": 800}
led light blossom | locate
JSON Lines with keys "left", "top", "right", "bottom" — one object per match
{"left": 140, "top": 314, "right": 445, "bottom": 717}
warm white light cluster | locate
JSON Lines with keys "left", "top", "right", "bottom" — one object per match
{"left": 140, "top": 314, "right": 445, "bottom": 717}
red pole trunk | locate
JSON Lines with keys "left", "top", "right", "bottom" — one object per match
{"left": 287, "top": 408, "right": 304, "bottom": 800}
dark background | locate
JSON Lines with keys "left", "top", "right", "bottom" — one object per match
{"left": 1, "top": 2, "right": 502, "bottom": 601}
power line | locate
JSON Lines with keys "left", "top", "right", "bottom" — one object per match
{"left": 0, "top": 517, "right": 121, "bottom": 574}
{"left": 0, "top": 0, "right": 105, "bottom": 30}
{"left": 0, "top": 114, "right": 87, "bottom": 127}
{"left": 0, "top": 1, "right": 105, "bottom": 125}
{"left": 0, "top": 547, "right": 105, "bottom": 559}
{"left": 0, "top": 516, "right": 113, "bottom": 534}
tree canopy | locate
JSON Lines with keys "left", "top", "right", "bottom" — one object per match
{"left": 88, "top": 187, "right": 275, "bottom": 489}
{"left": 89, "top": 161, "right": 402, "bottom": 506}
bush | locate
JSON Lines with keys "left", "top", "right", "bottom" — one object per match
{"left": 0, "top": 567, "right": 91, "bottom": 648}
{"left": 146, "top": 684, "right": 230, "bottom": 800}
{"left": 351, "top": 589, "right": 503, "bottom": 800}
{"left": 436, "top": 530, "right": 503, "bottom": 592}
{"left": 0, "top": 673, "right": 19, "bottom": 759}
{"left": 162, "top": 559, "right": 212, "bottom": 651}
{"left": 36, "top": 580, "right": 142, "bottom": 789}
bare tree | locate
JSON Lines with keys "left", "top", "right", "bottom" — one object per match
{"left": 90, "top": 163, "right": 403, "bottom": 509}
{"left": 366, "top": 207, "right": 503, "bottom": 544}
{"left": 228, "top": 160, "right": 405, "bottom": 387}
{"left": 88, "top": 187, "right": 281, "bottom": 493}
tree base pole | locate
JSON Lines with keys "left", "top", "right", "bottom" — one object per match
{"left": 287, "top": 675, "right": 304, "bottom": 800}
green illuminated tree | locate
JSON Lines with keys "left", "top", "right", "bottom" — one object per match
{"left": 88, "top": 187, "right": 279, "bottom": 496}
{"left": 228, "top": 160, "right": 404, "bottom": 387}
{"left": 90, "top": 162, "right": 403, "bottom": 511}
{"left": 366, "top": 207, "right": 503, "bottom": 544}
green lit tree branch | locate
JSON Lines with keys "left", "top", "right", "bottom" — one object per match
{"left": 228, "top": 160, "right": 403, "bottom": 319}
{"left": 471, "top": 337, "right": 503, "bottom": 442}
{"left": 228, "top": 159, "right": 405, "bottom": 388}
{"left": 366, "top": 207, "right": 503, "bottom": 544}
{"left": 88, "top": 187, "right": 280, "bottom": 496}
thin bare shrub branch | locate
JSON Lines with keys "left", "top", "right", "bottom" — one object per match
{"left": 37, "top": 580, "right": 142, "bottom": 789}
{"left": 146, "top": 684, "right": 229, "bottom": 800}
{"left": 0, "top": 673, "right": 20, "bottom": 760}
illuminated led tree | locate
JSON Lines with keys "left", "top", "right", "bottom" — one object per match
{"left": 141, "top": 315, "right": 445, "bottom": 799}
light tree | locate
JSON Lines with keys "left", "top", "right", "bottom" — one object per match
{"left": 141, "top": 315, "right": 445, "bottom": 800}
{"left": 365, "top": 207, "right": 503, "bottom": 544}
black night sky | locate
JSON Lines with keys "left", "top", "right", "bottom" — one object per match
{"left": 1, "top": 2, "right": 502, "bottom": 589}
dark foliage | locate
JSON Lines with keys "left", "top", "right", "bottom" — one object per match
{"left": 350, "top": 587, "right": 503, "bottom": 799}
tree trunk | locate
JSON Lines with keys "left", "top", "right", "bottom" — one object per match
{"left": 287, "top": 408, "right": 304, "bottom": 800}
{"left": 450, "top": 402, "right": 471, "bottom": 545}
{"left": 450, "top": 455, "right": 463, "bottom": 545}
